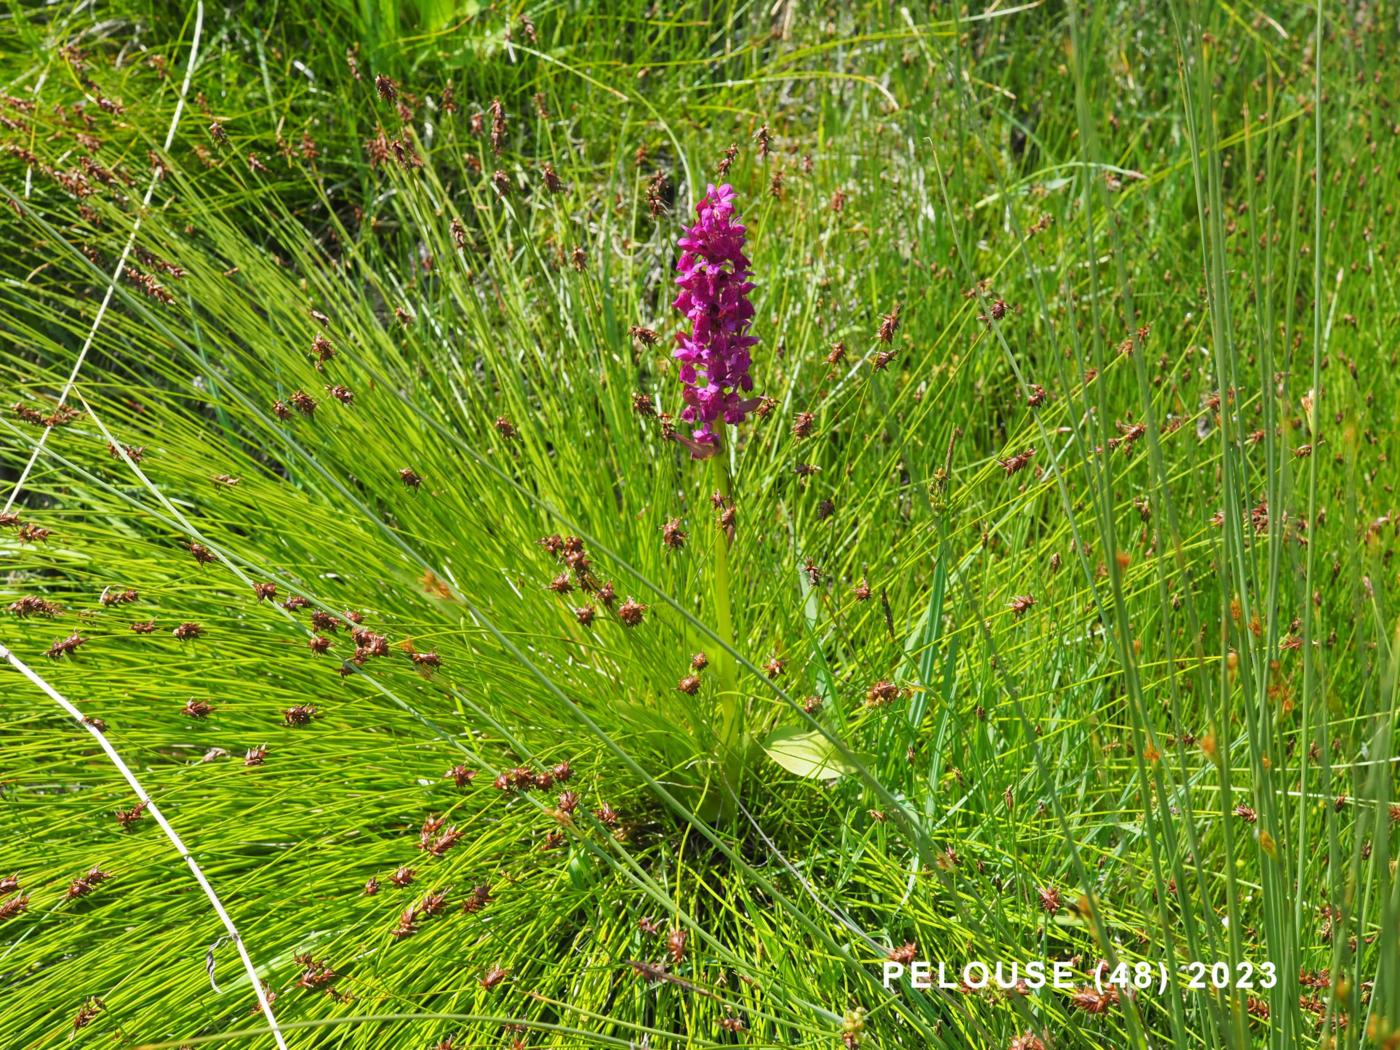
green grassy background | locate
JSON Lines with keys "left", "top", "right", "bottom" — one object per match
{"left": 1, "top": 1, "right": 1397, "bottom": 1047}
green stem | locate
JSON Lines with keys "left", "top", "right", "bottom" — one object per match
{"left": 709, "top": 451, "right": 741, "bottom": 789}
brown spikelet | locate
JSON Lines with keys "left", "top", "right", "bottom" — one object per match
{"left": 46, "top": 633, "right": 86, "bottom": 659}
{"left": 65, "top": 867, "right": 110, "bottom": 900}
{"left": 115, "top": 801, "right": 148, "bottom": 830}
{"left": 878, "top": 304, "right": 900, "bottom": 343}
{"left": 489, "top": 99, "right": 507, "bottom": 154}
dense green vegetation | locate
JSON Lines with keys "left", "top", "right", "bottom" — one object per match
{"left": 2, "top": 1, "right": 1397, "bottom": 1047}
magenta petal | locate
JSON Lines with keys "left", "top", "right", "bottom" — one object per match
{"left": 667, "top": 185, "right": 761, "bottom": 444}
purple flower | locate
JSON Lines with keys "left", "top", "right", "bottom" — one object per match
{"left": 672, "top": 183, "right": 759, "bottom": 456}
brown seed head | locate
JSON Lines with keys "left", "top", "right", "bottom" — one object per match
{"left": 661, "top": 518, "right": 687, "bottom": 549}
{"left": 283, "top": 703, "right": 317, "bottom": 726}
{"left": 66, "top": 867, "right": 110, "bottom": 900}
{"left": 887, "top": 942, "right": 917, "bottom": 964}
{"left": 666, "top": 927, "right": 687, "bottom": 964}
{"left": 866, "top": 680, "right": 899, "bottom": 707}
{"left": 878, "top": 304, "right": 901, "bottom": 343}
{"left": 46, "top": 633, "right": 87, "bottom": 659}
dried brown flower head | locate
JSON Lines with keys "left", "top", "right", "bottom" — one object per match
{"left": 72, "top": 997, "right": 105, "bottom": 1031}
{"left": 489, "top": 99, "right": 507, "bottom": 154}
{"left": 616, "top": 598, "right": 646, "bottom": 626}
{"left": 888, "top": 942, "right": 917, "bottom": 965}
{"left": 10, "top": 596, "right": 61, "bottom": 617}
{"left": 878, "top": 304, "right": 900, "bottom": 343}
{"left": 115, "top": 801, "right": 148, "bottom": 829}
{"left": 661, "top": 518, "right": 687, "bottom": 549}
{"left": 716, "top": 143, "right": 738, "bottom": 176}
{"left": 866, "top": 680, "right": 899, "bottom": 707}
{"left": 46, "top": 633, "right": 86, "bottom": 659}
{"left": 283, "top": 704, "right": 317, "bottom": 726}
{"left": 666, "top": 927, "right": 687, "bottom": 964}
{"left": 999, "top": 448, "right": 1035, "bottom": 475}
{"left": 66, "top": 867, "right": 110, "bottom": 900}
{"left": 446, "top": 765, "right": 477, "bottom": 787}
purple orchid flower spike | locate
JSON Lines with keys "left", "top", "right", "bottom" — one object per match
{"left": 672, "top": 183, "right": 759, "bottom": 458}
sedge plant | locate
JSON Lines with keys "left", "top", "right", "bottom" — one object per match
{"left": 0, "top": 2, "right": 1397, "bottom": 1049}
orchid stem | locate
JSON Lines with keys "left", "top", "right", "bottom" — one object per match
{"left": 710, "top": 450, "right": 742, "bottom": 799}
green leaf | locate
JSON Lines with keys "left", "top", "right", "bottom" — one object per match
{"left": 762, "top": 726, "right": 865, "bottom": 781}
